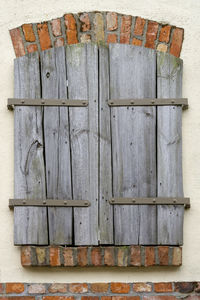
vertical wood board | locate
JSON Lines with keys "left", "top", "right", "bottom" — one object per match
{"left": 14, "top": 52, "right": 48, "bottom": 245}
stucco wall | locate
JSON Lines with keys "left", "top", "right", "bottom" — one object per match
{"left": 0, "top": 0, "right": 200, "bottom": 282}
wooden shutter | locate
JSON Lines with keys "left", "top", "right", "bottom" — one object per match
{"left": 13, "top": 43, "right": 185, "bottom": 246}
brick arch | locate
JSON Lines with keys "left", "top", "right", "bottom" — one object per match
{"left": 10, "top": 12, "right": 184, "bottom": 58}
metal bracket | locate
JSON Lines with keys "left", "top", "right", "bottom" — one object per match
{"left": 7, "top": 98, "right": 88, "bottom": 111}
{"left": 108, "top": 98, "right": 188, "bottom": 109}
{"left": 109, "top": 197, "right": 190, "bottom": 209}
{"left": 9, "top": 199, "right": 90, "bottom": 208}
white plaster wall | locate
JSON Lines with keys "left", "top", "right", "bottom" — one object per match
{"left": 0, "top": 0, "right": 199, "bottom": 283}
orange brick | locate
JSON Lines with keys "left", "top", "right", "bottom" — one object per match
{"left": 6, "top": 283, "right": 24, "bottom": 294}
{"left": 90, "top": 283, "right": 109, "bottom": 293}
{"left": 111, "top": 283, "right": 130, "bottom": 294}
{"left": 22, "top": 24, "right": 36, "bottom": 42}
{"left": 145, "top": 21, "right": 159, "bottom": 49}
{"left": 27, "top": 44, "right": 38, "bottom": 53}
{"left": 104, "top": 247, "right": 115, "bottom": 266}
{"left": 112, "top": 298, "right": 140, "bottom": 300}
{"left": 9, "top": 28, "right": 26, "bottom": 57}
{"left": 158, "top": 246, "right": 169, "bottom": 266}
{"left": 77, "top": 247, "right": 88, "bottom": 267}
{"left": 91, "top": 248, "right": 102, "bottom": 266}
{"left": 69, "top": 284, "right": 88, "bottom": 294}
{"left": 134, "top": 17, "right": 145, "bottom": 36}
{"left": 21, "top": 246, "right": 31, "bottom": 266}
{"left": 130, "top": 246, "right": 141, "bottom": 266}
{"left": 37, "top": 22, "right": 52, "bottom": 51}
{"left": 145, "top": 247, "right": 155, "bottom": 267}
{"left": 170, "top": 28, "right": 184, "bottom": 57}
{"left": 79, "top": 13, "right": 91, "bottom": 31}
{"left": 51, "top": 18, "right": 62, "bottom": 37}
{"left": 120, "top": 15, "right": 132, "bottom": 44}
{"left": 65, "top": 14, "right": 78, "bottom": 44}
{"left": 50, "top": 247, "right": 60, "bottom": 266}
{"left": 133, "top": 283, "right": 152, "bottom": 292}
{"left": 107, "top": 34, "right": 117, "bottom": 43}
{"left": 159, "top": 25, "right": 171, "bottom": 43}
{"left": 81, "top": 297, "right": 99, "bottom": 300}
{"left": 157, "top": 43, "right": 168, "bottom": 52}
{"left": 154, "top": 283, "right": 173, "bottom": 293}
{"left": 132, "top": 38, "right": 142, "bottom": 46}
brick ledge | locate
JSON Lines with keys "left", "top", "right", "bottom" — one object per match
{"left": 21, "top": 246, "right": 182, "bottom": 267}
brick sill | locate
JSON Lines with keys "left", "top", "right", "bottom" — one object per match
{"left": 21, "top": 246, "right": 182, "bottom": 267}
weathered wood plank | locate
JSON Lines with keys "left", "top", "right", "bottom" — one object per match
{"left": 66, "top": 43, "right": 99, "bottom": 245}
{"left": 41, "top": 47, "right": 73, "bottom": 244}
{"left": 157, "top": 52, "right": 184, "bottom": 245}
{"left": 99, "top": 45, "right": 113, "bottom": 244}
{"left": 109, "top": 44, "right": 157, "bottom": 245}
{"left": 14, "top": 52, "right": 48, "bottom": 245}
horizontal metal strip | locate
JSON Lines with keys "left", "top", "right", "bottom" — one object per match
{"left": 7, "top": 98, "right": 89, "bottom": 110}
{"left": 9, "top": 199, "right": 90, "bottom": 208}
{"left": 109, "top": 197, "right": 190, "bottom": 208}
{"left": 108, "top": 98, "right": 188, "bottom": 109}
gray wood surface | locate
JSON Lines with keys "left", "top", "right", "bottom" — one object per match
{"left": 99, "top": 45, "right": 113, "bottom": 244}
{"left": 109, "top": 44, "right": 157, "bottom": 245}
{"left": 41, "top": 47, "right": 73, "bottom": 244}
{"left": 66, "top": 43, "right": 98, "bottom": 245}
{"left": 14, "top": 52, "right": 48, "bottom": 245}
{"left": 157, "top": 52, "right": 184, "bottom": 245}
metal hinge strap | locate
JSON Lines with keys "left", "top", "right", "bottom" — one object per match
{"left": 7, "top": 98, "right": 88, "bottom": 110}
{"left": 108, "top": 98, "right": 188, "bottom": 109}
{"left": 109, "top": 197, "right": 190, "bottom": 209}
{"left": 9, "top": 199, "right": 90, "bottom": 208}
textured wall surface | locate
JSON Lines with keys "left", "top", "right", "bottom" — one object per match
{"left": 0, "top": 0, "right": 200, "bottom": 283}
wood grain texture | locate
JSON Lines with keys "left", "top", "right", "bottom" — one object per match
{"left": 14, "top": 52, "right": 48, "bottom": 245}
{"left": 157, "top": 52, "right": 184, "bottom": 245}
{"left": 66, "top": 43, "right": 98, "bottom": 245}
{"left": 109, "top": 44, "right": 157, "bottom": 245}
{"left": 41, "top": 47, "right": 73, "bottom": 244}
{"left": 99, "top": 45, "right": 113, "bottom": 244}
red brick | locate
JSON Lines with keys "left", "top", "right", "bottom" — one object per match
{"left": 22, "top": 24, "right": 36, "bottom": 42}
{"left": 111, "top": 283, "right": 130, "bottom": 294}
{"left": 48, "top": 284, "right": 67, "bottom": 293}
{"left": 81, "top": 298, "right": 98, "bottom": 300}
{"left": 143, "top": 297, "right": 177, "bottom": 300}
{"left": 172, "top": 247, "right": 182, "bottom": 266}
{"left": 170, "top": 28, "right": 184, "bottom": 57}
{"left": 133, "top": 283, "right": 152, "bottom": 292}
{"left": 159, "top": 25, "right": 171, "bottom": 43}
{"left": 64, "top": 14, "right": 78, "bottom": 44}
{"left": 50, "top": 247, "right": 60, "bottom": 266}
{"left": 174, "top": 282, "right": 195, "bottom": 293}
{"left": 77, "top": 247, "right": 88, "bottom": 266}
{"left": 63, "top": 248, "right": 74, "bottom": 266}
{"left": 54, "top": 37, "right": 65, "bottom": 48}
{"left": 130, "top": 246, "right": 141, "bottom": 266}
{"left": 10, "top": 28, "right": 26, "bottom": 57}
{"left": 101, "top": 298, "right": 111, "bottom": 300}
{"left": 0, "top": 284, "right": 4, "bottom": 293}
{"left": 28, "top": 284, "right": 46, "bottom": 294}
{"left": 90, "top": 283, "right": 109, "bottom": 293}
{"left": 107, "top": 12, "right": 118, "bottom": 31}
{"left": 6, "top": 283, "right": 24, "bottom": 294}
{"left": 107, "top": 34, "right": 117, "bottom": 43}
{"left": 21, "top": 246, "right": 31, "bottom": 266}
{"left": 43, "top": 297, "right": 74, "bottom": 300}
{"left": 69, "top": 284, "right": 88, "bottom": 294}
{"left": 158, "top": 246, "right": 169, "bottom": 265}
{"left": 27, "top": 44, "right": 38, "bottom": 53}
{"left": 134, "top": 17, "right": 145, "bottom": 36}
{"left": 145, "top": 247, "right": 155, "bottom": 267}
{"left": 154, "top": 283, "right": 173, "bottom": 293}
{"left": 104, "top": 247, "right": 115, "bottom": 266}
{"left": 51, "top": 19, "right": 62, "bottom": 37}
{"left": 79, "top": 13, "right": 91, "bottom": 31}
{"left": 145, "top": 21, "right": 159, "bottom": 49}
{"left": 132, "top": 38, "right": 142, "bottom": 46}
{"left": 91, "top": 248, "right": 102, "bottom": 266}
{"left": 37, "top": 22, "right": 52, "bottom": 51}
{"left": 120, "top": 15, "right": 132, "bottom": 44}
